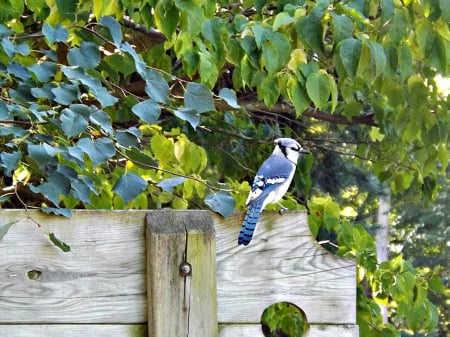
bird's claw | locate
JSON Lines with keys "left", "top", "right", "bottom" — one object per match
{"left": 278, "top": 203, "right": 288, "bottom": 215}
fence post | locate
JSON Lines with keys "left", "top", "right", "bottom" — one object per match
{"left": 146, "top": 210, "right": 217, "bottom": 337}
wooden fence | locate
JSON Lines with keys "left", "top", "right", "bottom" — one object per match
{"left": 0, "top": 209, "right": 358, "bottom": 336}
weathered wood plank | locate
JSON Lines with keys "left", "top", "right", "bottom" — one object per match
{"left": 0, "top": 209, "right": 147, "bottom": 323}
{"left": 0, "top": 324, "right": 147, "bottom": 336}
{"left": 0, "top": 209, "right": 357, "bottom": 337}
{"left": 214, "top": 211, "right": 356, "bottom": 325}
{"left": 146, "top": 210, "right": 218, "bottom": 337}
{"left": 219, "top": 324, "right": 359, "bottom": 337}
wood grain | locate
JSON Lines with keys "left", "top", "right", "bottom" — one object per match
{"left": 146, "top": 210, "right": 217, "bottom": 337}
{"left": 0, "top": 324, "right": 147, "bottom": 337}
{"left": 219, "top": 323, "right": 359, "bottom": 337}
{"left": 214, "top": 211, "right": 357, "bottom": 325}
{"left": 0, "top": 209, "right": 357, "bottom": 336}
{"left": 0, "top": 209, "right": 147, "bottom": 323}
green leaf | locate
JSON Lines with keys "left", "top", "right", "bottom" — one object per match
{"left": 305, "top": 72, "right": 330, "bottom": 109}
{"left": 0, "top": 221, "right": 18, "bottom": 242}
{"left": 154, "top": 0, "right": 179, "bottom": 39}
{"left": 331, "top": 13, "right": 353, "bottom": 44}
{"left": 218, "top": 88, "right": 240, "bottom": 108}
{"left": 49, "top": 232, "right": 71, "bottom": 252}
{"left": 60, "top": 104, "right": 90, "bottom": 137}
{"left": 428, "top": 275, "right": 445, "bottom": 293}
{"left": 30, "top": 171, "right": 71, "bottom": 205}
{"left": 288, "top": 79, "right": 310, "bottom": 116}
{"left": 337, "top": 38, "right": 363, "bottom": 77}
{"left": 143, "top": 69, "right": 170, "bottom": 104}
{"left": 296, "top": 3, "right": 326, "bottom": 54}
{"left": 131, "top": 99, "right": 161, "bottom": 124}
{"left": 184, "top": 82, "right": 215, "bottom": 113}
{"left": 90, "top": 108, "right": 113, "bottom": 135}
{"left": 1, "top": 150, "right": 20, "bottom": 176}
{"left": 71, "top": 177, "right": 95, "bottom": 204}
{"left": 116, "top": 127, "right": 142, "bottom": 148}
{"left": 273, "top": 12, "right": 295, "bottom": 31}
{"left": 41, "top": 207, "right": 72, "bottom": 217}
{"left": 259, "top": 73, "right": 280, "bottom": 107}
{"left": 93, "top": 0, "right": 120, "bottom": 19}
{"left": 42, "top": 23, "right": 68, "bottom": 44}
{"left": 174, "top": 108, "right": 200, "bottom": 130}
{"left": 99, "top": 16, "right": 122, "bottom": 47}
{"left": 51, "top": 83, "right": 79, "bottom": 105}
{"left": 27, "top": 143, "right": 60, "bottom": 170}
{"left": 76, "top": 137, "right": 115, "bottom": 167}
{"left": 112, "top": 172, "right": 147, "bottom": 203}
{"left": 67, "top": 42, "right": 101, "bottom": 69}
{"left": 157, "top": 177, "right": 186, "bottom": 193}
{"left": 29, "top": 61, "right": 57, "bottom": 82}
{"left": 61, "top": 66, "right": 118, "bottom": 108}
{"left": 368, "top": 42, "right": 386, "bottom": 77}
{"left": 123, "top": 147, "right": 158, "bottom": 167}
{"left": 205, "top": 191, "right": 236, "bottom": 217}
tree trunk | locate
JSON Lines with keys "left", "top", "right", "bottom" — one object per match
{"left": 376, "top": 186, "right": 391, "bottom": 323}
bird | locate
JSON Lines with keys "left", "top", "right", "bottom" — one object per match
{"left": 238, "top": 138, "right": 310, "bottom": 245}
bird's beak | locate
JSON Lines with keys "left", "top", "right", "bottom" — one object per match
{"left": 299, "top": 148, "right": 311, "bottom": 154}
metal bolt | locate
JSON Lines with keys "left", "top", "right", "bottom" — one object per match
{"left": 179, "top": 262, "right": 192, "bottom": 276}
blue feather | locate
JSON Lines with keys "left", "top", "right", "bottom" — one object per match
{"left": 238, "top": 198, "right": 264, "bottom": 245}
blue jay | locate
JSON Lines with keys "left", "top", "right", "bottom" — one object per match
{"left": 238, "top": 138, "right": 310, "bottom": 245}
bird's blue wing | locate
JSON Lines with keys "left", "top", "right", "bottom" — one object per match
{"left": 245, "top": 155, "right": 293, "bottom": 206}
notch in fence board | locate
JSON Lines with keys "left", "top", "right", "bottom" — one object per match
{"left": 146, "top": 210, "right": 217, "bottom": 337}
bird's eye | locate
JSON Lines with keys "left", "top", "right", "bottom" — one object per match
{"left": 291, "top": 146, "right": 300, "bottom": 151}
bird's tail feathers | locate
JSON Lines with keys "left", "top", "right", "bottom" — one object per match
{"left": 238, "top": 200, "right": 263, "bottom": 245}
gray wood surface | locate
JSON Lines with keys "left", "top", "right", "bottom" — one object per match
{"left": 214, "top": 211, "right": 357, "bottom": 325}
{"left": 146, "top": 210, "right": 217, "bottom": 337}
{"left": 0, "top": 209, "right": 358, "bottom": 336}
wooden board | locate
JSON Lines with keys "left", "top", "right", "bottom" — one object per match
{"left": 0, "top": 209, "right": 357, "bottom": 336}
{"left": 0, "top": 209, "right": 148, "bottom": 323}
{"left": 214, "top": 211, "right": 357, "bottom": 325}
{"left": 219, "top": 324, "right": 359, "bottom": 337}
{"left": 0, "top": 324, "right": 147, "bottom": 336}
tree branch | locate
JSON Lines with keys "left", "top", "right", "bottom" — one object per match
{"left": 236, "top": 97, "right": 377, "bottom": 127}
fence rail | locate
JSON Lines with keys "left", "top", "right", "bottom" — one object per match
{"left": 0, "top": 209, "right": 358, "bottom": 336}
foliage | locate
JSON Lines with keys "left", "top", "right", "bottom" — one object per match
{"left": 0, "top": 0, "right": 448, "bottom": 336}
{"left": 391, "top": 177, "right": 450, "bottom": 335}
{"left": 308, "top": 195, "right": 444, "bottom": 337}
{"left": 261, "top": 302, "right": 309, "bottom": 337}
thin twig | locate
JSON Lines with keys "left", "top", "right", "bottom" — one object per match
{"left": 116, "top": 147, "right": 232, "bottom": 192}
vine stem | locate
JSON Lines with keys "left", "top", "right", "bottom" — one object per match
{"left": 116, "top": 147, "right": 232, "bottom": 192}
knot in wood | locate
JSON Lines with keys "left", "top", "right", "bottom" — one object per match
{"left": 179, "top": 262, "right": 192, "bottom": 276}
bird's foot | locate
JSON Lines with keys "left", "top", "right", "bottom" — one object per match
{"left": 278, "top": 203, "right": 288, "bottom": 215}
